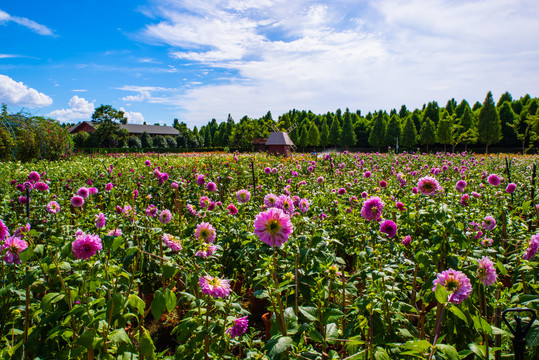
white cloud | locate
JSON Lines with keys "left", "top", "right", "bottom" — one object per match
{"left": 47, "top": 96, "right": 94, "bottom": 122}
{"left": 117, "top": 85, "right": 172, "bottom": 103}
{"left": 140, "top": 0, "right": 539, "bottom": 124}
{"left": 120, "top": 107, "right": 145, "bottom": 124}
{"left": 0, "top": 9, "right": 53, "bottom": 36}
{"left": 0, "top": 74, "right": 53, "bottom": 107}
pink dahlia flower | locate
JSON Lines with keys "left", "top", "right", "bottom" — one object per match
{"left": 379, "top": 220, "right": 397, "bottom": 238}
{"left": 163, "top": 234, "right": 182, "bottom": 252}
{"left": 432, "top": 269, "right": 472, "bottom": 304}
{"left": 236, "top": 189, "right": 251, "bottom": 203}
{"left": 226, "top": 316, "right": 249, "bottom": 339}
{"left": 477, "top": 256, "right": 497, "bottom": 286}
{"left": 72, "top": 233, "right": 102, "bottom": 260}
{"left": 77, "top": 187, "right": 90, "bottom": 199}
{"left": 417, "top": 176, "right": 440, "bottom": 196}
{"left": 488, "top": 174, "right": 501, "bottom": 186}
{"left": 70, "top": 195, "right": 84, "bottom": 207}
{"left": 523, "top": 234, "right": 539, "bottom": 260}
{"left": 2, "top": 236, "right": 28, "bottom": 264}
{"left": 199, "top": 276, "right": 231, "bottom": 298}
{"left": 95, "top": 212, "right": 106, "bottom": 229}
{"left": 28, "top": 171, "right": 40, "bottom": 183}
{"left": 360, "top": 197, "right": 384, "bottom": 222}
{"left": 264, "top": 193, "right": 279, "bottom": 208}
{"left": 0, "top": 219, "right": 9, "bottom": 241}
{"left": 195, "top": 242, "right": 218, "bottom": 258}
{"left": 253, "top": 208, "right": 293, "bottom": 247}
{"left": 34, "top": 182, "right": 49, "bottom": 191}
{"left": 482, "top": 216, "right": 496, "bottom": 231}
{"left": 195, "top": 222, "right": 216, "bottom": 243}
{"left": 159, "top": 209, "right": 172, "bottom": 224}
{"left": 227, "top": 203, "right": 238, "bottom": 215}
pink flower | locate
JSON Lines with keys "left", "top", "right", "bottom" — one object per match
{"left": 195, "top": 222, "right": 216, "bottom": 243}
{"left": 206, "top": 182, "right": 217, "bottom": 192}
{"left": 28, "top": 171, "right": 40, "bottom": 183}
{"left": 195, "top": 242, "right": 218, "bottom": 258}
{"left": 277, "top": 195, "right": 295, "bottom": 215}
{"left": 477, "top": 256, "right": 497, "bottom": 286}
{"left": 264, "top": 193, "right": 279, "bottom": 208}
{"left": 360, "top": 197, "right": 384, "bottom": 222}
{"left": 254, "top": 208, "right": 293, "bottom": 247}
{"left": 523, "top": 234, "right": 539, "bottom": 260}
{"left": 77, "top": 187, "right": 90, "bottom": 199}
{"left": 72, "top": 233, "right": 102, "bottom": 260}
{"left": 227, "top": 203, "right": 238, "bottom": 215}
{"left": 488, "top": 174, "right": 501, "bottom": 186}
{"left": 401, "top": 235, "right": 411, "bottom": 247}
{"left": 196, "top": 174, "right": 205, "bottom": 186}
{"left": 482, "top": 216, "right": 496, "bottom": 231}
{"left": 34, "top": 182, "right": 49, "bottom": 191}
{"left": 506, "top": 183, "right": 517, "bottom": 193}
{"left": 455, "top": 180, "right": 467, "bottom": 193}
{"left": 226, "top": 316, "right": 249, "bottom": 339}
{"left": 71, "top": 196, "right": 84, "bottom": 207}
{"left": 107, "top": 229, "right": 122, "bottom": 237}
{"left": 379, "top": 220, "right": 397, "bottom": 237}
{"left": 2, "top": 236, "right": 28, "bottom": 264}
{"left": 460, "top": 194, "right": 469, "bottom": 206}
{"left": 298, "top": 198, "right": 309, "bottom": 213}
{"left": 199, "top": 276, "right": 231, "bottom": 298}
{"left": 432, "top": 269, "right": 472, "bottom": 304}
{"left": 0, "top": 220, "right": 9, "bottom": 241}
{"left": 159, "top": 209, "right": 172, "bottom": 224}
{"left": 163, "top": 234, "right": 182, "bottom": 252}
{"left": 105, "top": 183, "right": 114, "bottom": 191}
{"left": 417, "top": 176, "right": 440, "bottom": 196}
{"left": 89, "top": 187, "right": 98, "bottom": 195}
{"left": 95, "top": 212, "right": 106, "bottom": 229}
{"left": 236, "top": 189, "right": 251, "bottom": 203}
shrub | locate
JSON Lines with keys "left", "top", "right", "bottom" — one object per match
{"left": 153, "top": 135, "right": 167, "bottom": 148}
{"left": 141, "top": 131, "right": 153, "bottom": 148}
{"left": 165, "top": 136, "right": 177, "bottom": 148}
{"left": 72, "top": 131, "right": 89, "bottom": 148}
{"left": 128, "top": 136, "right": 142, "bottom": 149}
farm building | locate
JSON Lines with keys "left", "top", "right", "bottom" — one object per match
{"left": 69, "top": 121, "right": 179, "bottom": 137}
{"left": 265, "top": 132, "right": 295, "bottom": 157}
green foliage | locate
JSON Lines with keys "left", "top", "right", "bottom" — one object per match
{"left": 127, "top": 136, "right": 142, "bottom": 149}
{"left": 91, "top": 105, "right": 127, "bottom": 148}
{"left": 153, "top": 135, "right": 168, "bottom": 149}
{"left": 401, "top": 117, "right": 417, "bottom": 149}
{"left": 141, "top": 131, "right": 153, "bottom": 148}
{"left": 477, "top": 91, "right": 502, "bottom": 152}
{"left": 368, "top": 111, "right": 386, "bottom": 150}
{"left": 436, "top": 113, "right": 453, "bottom": 151}
{"left": 319, "top": 117, "right": 329, "bottom": 148}
{"left": 419, "top": 118, "right": 436, "bottom": 151}
{"left": 72, "top": 131, "right": 89, "bottom": 149}
{"left": 385, "top": 115, "right": 401, "bottom": 148}
{"left": 307, "top": 121, "right": 320, "bottom": 147}
{"left": 497, "top": 91, "right": 513, "bottom": 107}
{"left": 328, "top": 117, "right": 341, "bottom": 147}
{"left": 340, "top": 109, "right": 356, "bottom": 149}
{"left": 165, "top": 136, "right": 177, "bottom": 148}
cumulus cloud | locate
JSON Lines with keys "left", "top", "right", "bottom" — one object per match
{"left": 120, "top": 107, "right": 145, "bottom": 124}
{"left": 0, "top": 9, "right": 53, "bottom": 36}
{"left": 139, "top": 0, "right": 539, "bottom": 124}
{"left": 48, "top": 96, "right": 94, "bottom": 122}
{"left": 0, "top": 74, "right": 53, "bottom": 107}
{"left": 117, "top": 85, "right": 172, "bottom": 103}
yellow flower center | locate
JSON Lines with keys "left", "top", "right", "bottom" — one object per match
{"left": 266, "top": 218, "right": 282, "bottom": 235}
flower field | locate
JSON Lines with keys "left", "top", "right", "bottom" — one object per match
{"left": 1, "top": 151, "right": 539, "bottom": 359}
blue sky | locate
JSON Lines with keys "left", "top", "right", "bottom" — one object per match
{"left": 1, "top": 0, "right": 539, "bottom": 128}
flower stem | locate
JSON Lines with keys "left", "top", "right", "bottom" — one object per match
{"left": 427, "top": 304, "right": 445, "bottom": 360}
{"left": 273, "top": 248, "right": 287, "bottom": 336}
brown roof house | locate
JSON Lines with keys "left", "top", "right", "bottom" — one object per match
{"left": 70, "top": 121, "right": 179, "bottom": 137}
{"left": 265, "top": 132, "right": 296, "bottom": 157}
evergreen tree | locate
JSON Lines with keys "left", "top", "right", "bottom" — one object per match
{"left": 399, "top": 105, "right": 408, "bottom": 119}
{"left": 472, "top": 101, "right": 482, "bottom": 111}
{"left": 436, "top": 114, "right": 452, "bottom": 152}
{"left": 455, "top": 99, "right": 471, "bottom": 119}
{"left": 319, "top": 117, "right": 329, "bottom": 149}
{"left": 368, "top": 111, "right": 386, "bottom": 151}
{"left": 497, "top": 91, "right": 513, "bottom": 107}
{"left": 141, "top": 131, "right": 153, "bottom": 148}
{"left": 340, "top": 110, "right": 356, "bottom": 149}
{"left": 385, "top": 115, "right": 401, "bottom": 149}
{"left": 354, "top": 117, "right": 370, "bottom": 148}
{"left": 499, "top": 101, "right": 518, "bottom": 147}
{"left": 307, "top": 121, "right": 320, "bottom": 148}
{"left": 298, "top": 123, "right": 309, "bottom": 151}
{"left": 328, "top": 118, "right": 341, "bottom": 147}
{"left": 510, "top": 108, "right": 534, "bottom": 153}
{"left": 419, "top": 118, "right": 436, "bottom": 152}
{"left": 445, "top": 98, "right": 457, "bottom": 115}
{"left": 401, "top": 117, "right": 417, "bottom": 149}
{"left": 456, "top": 106, "right": 478, "bottom": 152}
{"left": 212, "top": 129, "right": 220, "bottom": 147}
{"left": 477, "top": 91, "right": 502, "bottom": 153}
{"left": 204, "top": 128, "right": 212, "bottom": 147}
{"left": 423, "top": 101, "right": 440, "bottom": 125}
{"left": 153, "top": 135, "right": 168, "bottom": 148}
{"left": 511, "top": 100, "right": 523, "bottom": 115}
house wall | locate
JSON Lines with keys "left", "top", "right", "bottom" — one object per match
{"left": 267, "top": 145, "right": 291, "bottom": 157}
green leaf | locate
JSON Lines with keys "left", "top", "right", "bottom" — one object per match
{"left": 161, "top": 262, "right": 178, "bottom": 280}
{"left": 265, "top": 336, "right": 294, "bottom": 358}
{"left": 526, "top": 322, "right": 539, "bottom": 347}
{"left": 374, "top": 347, "right": 390, "bottom": 360}
{"left": 139, "top": 327, "right": 156, "bottom": 360}
{"left": 109, "top": 328, "right": 131, "bottom": 344}
{"left": 437, "top": 344, "right": 460, "bottom": 360}
{"left": 322, "top": 308, "right": 344, "bottom": 324}
{"left": 449, "top": 305, "right": 468, "bottom": 325}
{"left": 404, "top": 340, "right": 432, "bottom": 352}
{"left": 164, "top": 289, "right": 177, "bottom": 313}
{"left": 19, "top": 247, "right": 33, "bottom": 263}
{"left": 496, "top": 261, "right": 507, "bottom": 276}
{"left": 435, "top": 285, "right": 448, "bottom": 305}
{"left": 111, "top": 235, "right": 124, "bottom": 251}
{"left": 151, "top": 290, "right": 166, "bottom": 320}
{"left": 299, "top": 306, "right": 319, "bottom": 322}
{"left": 128, "top": 294, "right": 145, "bottom": 316}
{"left": 41, "top": 292, "right": 65, "bottom": 310}
{"left": 308, "top": 327, "right": 326, "bottom": 344}
{"left": 77, "top": 328, "right": 99, "bottom": 349}
{"left": 21, "top": 270, "right": 38, "bottom": 288}
{"left": 472, "top": 316, "right": 492, "bottom": 334}
{"left": 468, "top": 343, "right": 485, "bottom": 358}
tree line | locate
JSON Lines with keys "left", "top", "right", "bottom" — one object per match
{"left": 68, "top": 91, "right": 539, "bottom": 153}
